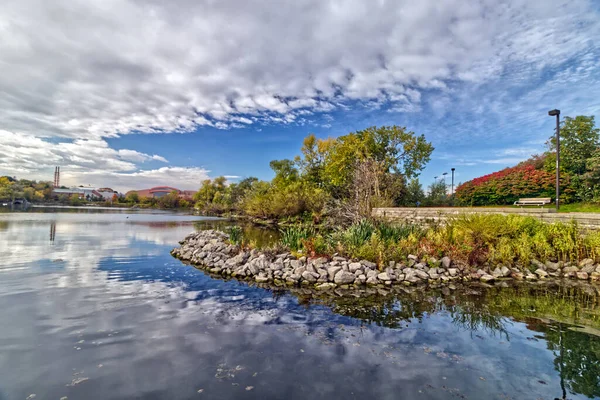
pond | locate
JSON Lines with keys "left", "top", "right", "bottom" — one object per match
{"left": 0, "top": 208, "right": 599, "bottom": 400}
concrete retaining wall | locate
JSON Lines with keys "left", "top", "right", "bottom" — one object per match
{"left": 372, "top": 207, "right": 600, "bottom": 229}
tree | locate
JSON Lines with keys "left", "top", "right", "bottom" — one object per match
{"left": 404, "top": 178, "right": 425, "bottom": 206}
{"left": 321, "top": 126, "right": 434, "bottom": 196}
{"left": 269, "top": 159, "right": 299, "bottom": 187}
{"left": 69, "top": 193, "right": 82, "bottom": 206}
{"left": 125, "top": 192, "right": 139, "bottom": 204}
{"left": 548, "top": 115, "right": 600, "bottom": 176}
{"left": 425, "top": 180, "right": 448, "bottom": 206}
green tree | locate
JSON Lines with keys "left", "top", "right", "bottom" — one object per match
{"left": 425, "top": 180, "right": 448, "bottom": 206}
{"left": 404, "top": 178, "right": 425, "bottom": 206}
{"left": 69, "top": 193, "right": 82, "bottom": 206}
{"left": 549, "top": 115, "right": 600, "bottom": 176}
{"left": 322, "top": 126, "right": 433, "bottom": 195}
{"left": 269, "top": 159, "right": 299, "bottom": 187}
{"left": 125, "top": 192, "right": 139, "bottom": 204}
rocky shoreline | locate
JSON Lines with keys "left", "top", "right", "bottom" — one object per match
{"left": 171, "top": 230, "right": 600, "bottom": 292}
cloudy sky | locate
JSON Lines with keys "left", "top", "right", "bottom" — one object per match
{"left": 1, "top": 0, "right": 599, "bottom": 191}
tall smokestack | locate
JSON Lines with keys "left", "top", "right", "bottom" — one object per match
{"left": 53, "top": 166, "right": 60, "bottom": 187}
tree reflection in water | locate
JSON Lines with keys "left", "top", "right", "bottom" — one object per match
{"left": 290, "top": 282, "right": 600, "bottom": 399}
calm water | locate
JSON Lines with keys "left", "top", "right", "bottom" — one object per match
{"left": 1, "top": 209, "right": 599, "bottom": 400}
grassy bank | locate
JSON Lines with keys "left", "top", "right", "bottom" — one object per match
{"left": 251, "top": 214, "right": 600, "bottom": 268}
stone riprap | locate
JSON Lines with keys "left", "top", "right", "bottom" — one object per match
{"left": 171, "top": 230, "right": 600, "bottom": 292}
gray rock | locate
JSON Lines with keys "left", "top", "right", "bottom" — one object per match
{"left": 480, "top": 274, "right": 495, "bottom": 283}
{"left": 327, "top": 266, "right": 342, "bottom": 281}
{"left": 531, "top": 259, "right": 545, "bottom": 269}
{"left": 563, "top": 266, "right": 579, "bottom": 273}
{"left": 576, "top": 271, "right": 589, "bottom": 280}
{"left": 334, "top": 270, "right": 356, "bottom": 284}
{"left": 441, "top": 256, "right": 451, "bottom": 269}
{"left": 366, "top": 276, "right": 379, "bottom": 285}
{"left": 596, "top": 265, "right": 600, "bottom": 273}
{"left": 357, "top": 274, "right": 367, "bottom": 284}
{"left": 525, "top": 274, "right": 537, "bottom": 281}
{"left": 290, "top": 260, "right": 301, "bottom": 269}
{"left": 535, "top": 268, "right": 548, "bottom": 278}
{"left": 415, "top": 270, "right": 429, "bottom": 280}
{"left": 312, "top": 257, "right": 327, "bottom": 267}
{"left": 301, "top": 271, "right": 318, "bottom": 283}
{"left": 581, "top": 264, "right": 596, "bottom": 274}
{"left": 349, "top": 262, "right": 363, "bottom": 273}
{"left": 360, "top": 260, "right": 377, "bottom": 269}
{"left": 492, "top": 268, "right": 503, "bottom": 278}
{"left": 448, "top": 268, "right": 458, "bottom": 277}
{"left": 591, "top": 272, "right": 600, "bottom": 281}
{"left": 366, "top": 270, "right": 379, "bottom": 279}
{"left": 405, "top": 271, "right": 420, "bottom": 283}
{"left": 544, "top": 261, "right": 560, "bottom": 271}
{"left": 377, "top": 272, "right": 391, "bottom": 281}
{"left": 501, "top": 266, "right": 511, "bottom": 277}
{"left": 580, "top": 258, "right": 594, "bottom": 268}
{"left": 408, "top": 254, "right": 418, "bottom": 261}
{"left": 255, "top": 275, "right": 269, "bottom": 283}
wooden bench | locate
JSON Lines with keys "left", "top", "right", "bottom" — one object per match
{"left": 514, "top": 197, "right": 552, "bottom": 206}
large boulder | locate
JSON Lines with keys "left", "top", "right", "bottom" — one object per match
{"left": 327, "top": 266, "right": 343, "bottom": 281}
{"left": 334, "top": 270, "right": 356, "bottom": 284}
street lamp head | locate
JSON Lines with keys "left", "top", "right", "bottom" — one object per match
{"left": 548, "top": 109, "right": 560, "bottom": 116}
{"left": 451, "top": 168, "right": 455, "bottom": 172}
{"left": 442, "top": 172, "right": 448, "bottom": 176}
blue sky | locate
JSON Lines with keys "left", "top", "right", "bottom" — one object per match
{"left": 1, "top": 0, "right": 599, "bottom": 191}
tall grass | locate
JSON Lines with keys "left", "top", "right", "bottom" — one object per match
{"left": 275, "top": 214, "right": 599, "bottom": 268}
{"left": 279, "top": 226, "right": 315, "bottom": 251}
{"left": 228, "top": 225, "right": 244, "bottom": 246}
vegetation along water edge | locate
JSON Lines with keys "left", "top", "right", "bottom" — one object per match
{"left": 171, "top": 214, "right": 600, "bottom": 295}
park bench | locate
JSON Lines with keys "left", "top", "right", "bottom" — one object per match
{"left": 513, "top": 197, "right": 552, "bottom": 206}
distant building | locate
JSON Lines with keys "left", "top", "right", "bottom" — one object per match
{"left": 52, "top": 187, "right": 104, "bottom": 200}
{"left": 126, "top": 186, "right": 196, "bottom": 200}
{"left": 96, "top": 188, "right": 120, "bottom": 200}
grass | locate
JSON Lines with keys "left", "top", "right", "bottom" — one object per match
{"left": 279, "top": 226, "right": 315, "bottom": 252}
{"left": 273, "top": 214, "right": 600, "bottom": 268}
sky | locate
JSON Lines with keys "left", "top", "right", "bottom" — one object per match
{"left": 1, "top": 0, "right": 599, "bottom": 192}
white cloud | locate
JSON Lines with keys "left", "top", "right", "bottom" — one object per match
{"left": 0, "top": 0, "right": 598, "bottom": 185}
{"left": 1, "top": 0, "right": 598, "bottom": 138}
{"left": 61, "top": 166, "right": 211, "bottom": 192}
{"left": 0, "top": 130, "right": 205, "bottom": 191}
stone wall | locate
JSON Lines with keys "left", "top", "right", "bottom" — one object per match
{"left": 171, "top": 230, "right": 600, "bottom": 297}
{"left": 372, "top": 207, "right": 600, "bottom": 229}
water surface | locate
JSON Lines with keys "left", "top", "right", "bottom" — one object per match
{"left": 0, "top": 209, "right": 599, "bottom": 400}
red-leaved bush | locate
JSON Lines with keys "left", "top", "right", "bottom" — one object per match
{"left": 455, "top": 163, "right": 566, "bottom": 205}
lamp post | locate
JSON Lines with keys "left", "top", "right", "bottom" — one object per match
{"left": 548, "top": 109, "right": 560, "bottom": 211}
{"left": 451, "top": 168, "right": 455, "bottom": 196}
